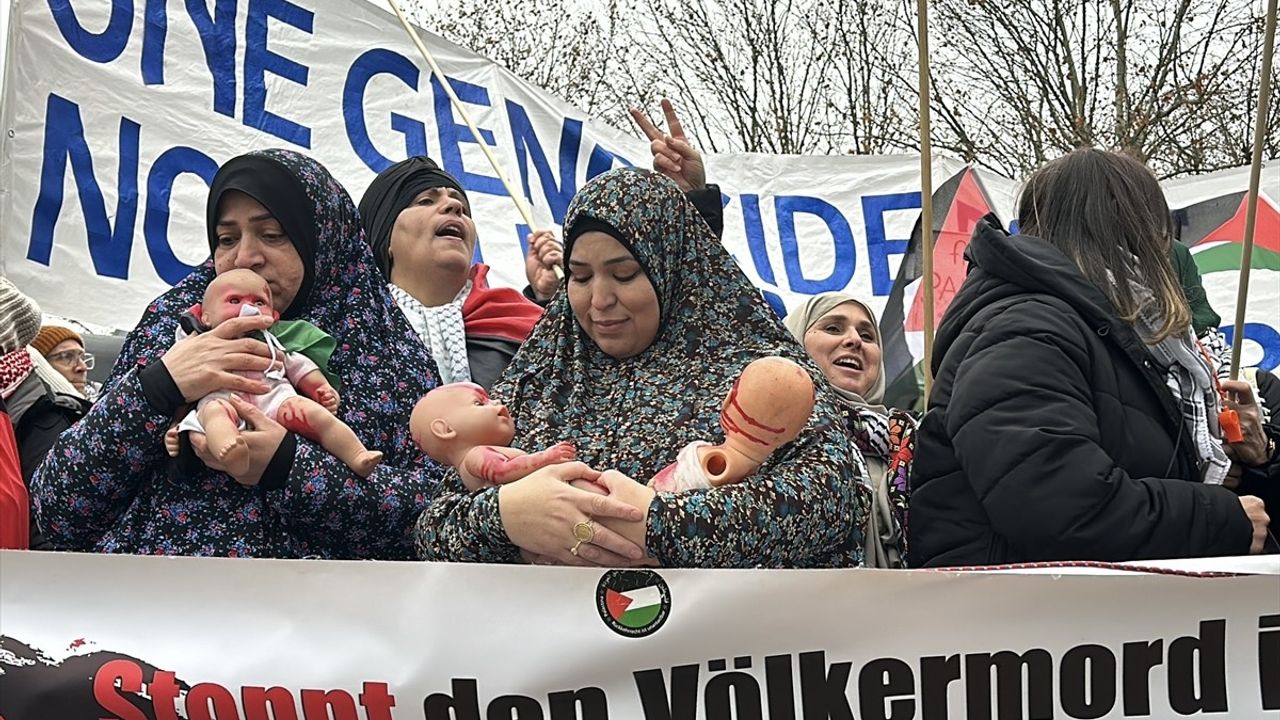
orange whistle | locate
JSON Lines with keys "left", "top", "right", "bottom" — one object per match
{"left": 1220, "top": 408, "right": 1244, "bottom": 444}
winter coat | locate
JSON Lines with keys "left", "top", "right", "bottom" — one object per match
{"left": 11, "top": 375, "right": 89, "bottom": 483}
{"left": 1236, "top": 368, "right": 1280, "bottom": 518}
{"left": 908, "top": 221, "right": 1253, "bottom": 567}
{"left": 8, "top": 373, "right": 88, "bottom": 549}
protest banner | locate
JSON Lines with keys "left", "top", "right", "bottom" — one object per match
{"left": 1, "top": 550, "right": 1278, "bottom": 719}
{"left": 0, "top": 0, "right": 965, "bottom": 329}
{"left": 1, "top": 1, "right": 1274, "bottom": 373}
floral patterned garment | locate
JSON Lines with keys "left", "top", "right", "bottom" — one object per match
{"left": 847, "top": 404, "right": 917, "bottom": 563}
{"left": 31, "top": 149, "right": 445, "bottom": 559}
{"left": 415, "top": 168, "right": 863, "bottom": 567}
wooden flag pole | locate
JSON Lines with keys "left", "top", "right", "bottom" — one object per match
{"left": 1230, "top": 0, "right": 1278, "bottom": 380}
{"left": 386, "top": 0, "right": 563, "bottom": 279}
{"left": 917, "top": 0, "right": 936, "bottom": 399}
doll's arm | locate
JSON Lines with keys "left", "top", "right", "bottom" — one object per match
{"left": 281, "top": 350, "right": 335, "bottom": 410}
{"left": 461, "top": 442, "right": 576, "bottom": 488}
{"left": 294, "top": 369, "right": 339, "bottom": 414}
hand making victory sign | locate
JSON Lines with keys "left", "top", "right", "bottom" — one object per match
{"left": 630, "top": 99, "right": 706, "bottom": 192}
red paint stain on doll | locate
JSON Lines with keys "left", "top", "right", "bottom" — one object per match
{"left": 720, "top": 376, "right": 784, "bottom": 446}
{"left": 278, "top": 402, "right": 321, "bottom": 442}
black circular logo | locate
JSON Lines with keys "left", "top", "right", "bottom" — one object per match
{"left": 596, "top": 569, "right": 672, "bottom": 638}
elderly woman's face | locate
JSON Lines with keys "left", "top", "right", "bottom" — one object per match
{"left": 213, "top": 191, "right": 305, "bottom": 313}
{"left": 802, "top": 301, "right": 882, "bottom": 397}
{"left": 47, "top": 339, "right": 89, "bottom": 392}
{"left": 567, "top": 231, "right": 660, "bottom": 359}
{"left": 389, "top": 187, "right": 477, "bottom": 281}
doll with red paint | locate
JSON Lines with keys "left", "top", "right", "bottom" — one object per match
{"left": 411, "top": 382, "right": 576, "bottom": 491}
{"left": 649, "top": 356, "right": 815, "bottom": 492}
{"left": 174, "top": 269, "right": 383, "bottom": 478}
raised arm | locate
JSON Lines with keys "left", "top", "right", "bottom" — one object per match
{"left": 630, "top": 99, "right": 724, "bottom": 238}
{"left": 630, "top": 99, "right": 706, "bottom": 192}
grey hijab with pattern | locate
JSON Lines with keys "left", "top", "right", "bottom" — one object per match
{"left": 493, "top": 168, "right": 849, "bottom": 486}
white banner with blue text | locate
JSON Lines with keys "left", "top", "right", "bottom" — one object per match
{"left": 1, "top": 0, "right": 1276, "bottom": 369}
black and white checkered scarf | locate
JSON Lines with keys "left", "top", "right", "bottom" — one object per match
{"left": 1130, "top": 282, "right": 1230, "bottom": 485}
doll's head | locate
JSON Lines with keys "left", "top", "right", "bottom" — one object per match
{"left": 411, "top": 383, "right": 515, "bottom": 466}
{"left": 197, "top": 269, "right": 280, "bottom": 327}
{"left": 719, "top": 356, "right": 815, "bottom": 463}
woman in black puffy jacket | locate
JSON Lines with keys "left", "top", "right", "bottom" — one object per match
{"left": 908, "top": 148, "right": 1271, "bottom": 567}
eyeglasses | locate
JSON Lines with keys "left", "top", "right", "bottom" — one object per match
{"left": 47, "top": 350, "right": 94, "bottom": 370}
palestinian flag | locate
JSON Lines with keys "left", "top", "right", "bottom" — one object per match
{"left": 1170, "top": 177, "right": 1280, "bottom": 371}
{"left": 1173, "top": 190, "right": 1280, "bottom": 272}
{"left": 603, "top": 584, "right": 665, "bottom": 630}
{"left": 880, "top": 167, "right": 999, "bottom": 411}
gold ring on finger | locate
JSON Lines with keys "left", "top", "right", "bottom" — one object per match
{"left": 572, "top": 520, "right": 595, "bottom": 543}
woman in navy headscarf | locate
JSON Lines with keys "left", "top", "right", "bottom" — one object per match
{"left": 32, "top": 149, "right": 444, "bottom": 559}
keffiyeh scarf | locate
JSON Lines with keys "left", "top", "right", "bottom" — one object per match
{"left": 0, "top": 349, "right": 33, "bottom": 399}
{"left": 390, "top": 280, "right": 473, "bottom": 385}
{"left": 1131, "top": 281, "right": 1230, "bottom": 485}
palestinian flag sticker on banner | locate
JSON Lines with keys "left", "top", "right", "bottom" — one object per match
{"left": 596, "top": 569, "right": 672, "bottom": 638}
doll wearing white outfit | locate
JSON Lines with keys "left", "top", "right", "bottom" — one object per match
{"left": 177, "top": 269, "right": 382, "bottom": 478}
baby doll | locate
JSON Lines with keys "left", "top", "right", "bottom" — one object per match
{"left": 175, "top": 269, "right": 382, "bottom": 478}
{"left": 411, "top": 382, "right": 575, "bottom": 491}
{"left": 649, "top": 356, "right": 815, "bottom": 492}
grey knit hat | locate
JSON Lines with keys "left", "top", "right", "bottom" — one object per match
{"left": 0, "top": 277, "right": 42, "bottom": 354}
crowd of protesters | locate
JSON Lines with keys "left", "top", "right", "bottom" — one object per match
{"left": 0, "top": 102, "right": 1275, "bottom": 567}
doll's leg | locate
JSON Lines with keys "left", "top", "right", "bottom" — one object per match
{"left": 276, "top": 397, "right": 383, "bottom": 478}
{"left": 197, "top": 399, "right": 250, "bottom": 477}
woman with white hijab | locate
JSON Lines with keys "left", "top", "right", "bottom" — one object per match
{"left": 786, "top": 292, "right": 917, "bottom": 568}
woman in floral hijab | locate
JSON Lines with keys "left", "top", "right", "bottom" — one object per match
{"left": 32, "top": 149, "right": 443, "bottom": 558}
{"left": 416, "top": 168, "right": 862, "bottom": 568}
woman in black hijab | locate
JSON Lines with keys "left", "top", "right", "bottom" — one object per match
{"left": 359, "top": 157, "right": 551, "bottom": 391}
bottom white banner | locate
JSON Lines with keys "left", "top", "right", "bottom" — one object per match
{"left": 1, "top": 551, "right": 1278, "bottom": 719}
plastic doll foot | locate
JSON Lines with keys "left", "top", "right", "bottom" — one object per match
{"left": 352, "top": 450, "right": 383, "bottom": 478}
{"left": 215, "top": 437, "right": 251, "bottom": 477}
